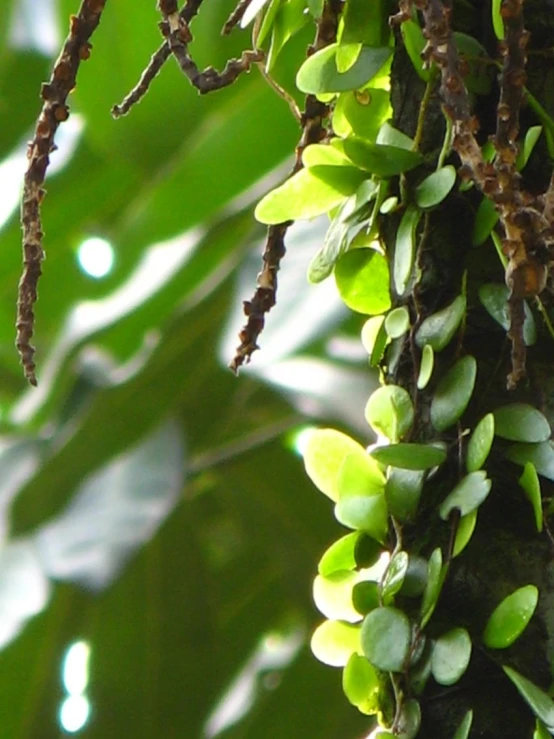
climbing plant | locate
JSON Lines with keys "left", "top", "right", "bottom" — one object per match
{"left": 17, "top": 0, "right": 554, "bottom": 737}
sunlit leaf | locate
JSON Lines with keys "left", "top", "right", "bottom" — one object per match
{"left": 319, "top": 532, "right": 366, "bottom": 576}
{"left": 296, "top": 43, "right": 392, "bottom": 94}
{"left": 417, "top": 344, "right": 434, "bottom": 390}
{"left": 483, "top": 585, "right": 539, "bottom": 649}
{"left": 332, "top": 89, "right": 392, "bottom": 140}
{"left": 313, "top": 570, "right": 365, "bottom": 622}
{"left": 335, "top": 248, "right": 391, "bottom": 315}
{"left": 342, "top": 653, "right": 380, "bottom": 715}
{"left": 365, "top": 385, "right": 414, "bottom": 442}
{"left": 311, "top": 620, "right": 362, "bottom": 667}
{"left": 385, "top": 307, "right": 410, "bottom": 339}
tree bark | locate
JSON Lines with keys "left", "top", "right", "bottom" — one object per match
{"left": 387, "top": 3, "right": 554, "bottom": 736}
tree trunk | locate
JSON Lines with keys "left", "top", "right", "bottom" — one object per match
{"left": 386, "top": 3, "right": 554, "bottom": 736}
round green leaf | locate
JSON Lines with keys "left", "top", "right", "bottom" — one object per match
{"left": 318, "top": 532, "right": 365, "bottom": 576}
{"left": 396, "top": 698, "right": 421, "bottom": 739}
{"left": 335, "top": 248, "right": 391, "bottom": 315}
{"left": 381, "top": 551, "right": 409, "bottom": 605}
{"left": 313, "top": 570, "right": 364, "bottom": 622}
{"left": 394, "top": 205, "right": 421, "bottom": 296}
{"left": 431, "top": 628, "right": 472, "bottom": 686}
{"left": 431, "top": 355, "right": 477, "bottom": 432}
{"left": 370, "top": 443, "right": 446, "bottom": 470}
{"left": 311, "top": 620, "right": 362, "bottom": 666}
{"left": 503, "top": 667, "right": 554, "bottom": 733}
{"left": 385, "top": 306, "right": 410, "bottom": 339}
{"left": 467, "top": 413, "right": 495, "bottom": 472}
{"left": 361, "top": 315, "right": 389, "bottom": 367}
{"left": 361, "top": 606, "right": 411, "bottom": 672}
{"left": 343, "top": 139, "right": 423, "bottom": 177}
{"left": 439, "top": 471, "right": 491, "bottom": 520}
{"left": 415, "top": 295, "right": 466, "bottom": 351}
{"left": 296, "top": 43, "right": 392, "bottom": 94}
{"left": 478, "top": 283, "right": 537, "bottom": 346}
{"left": 493, "top": 404, "right": 551, "bottom": 443}
{"left": 417, "top": 344, "right": 434, "bottom": 390}
{"left": 303, "top": 428, "right": 375, "bottom": 502}
{"left": 506, "top": 441, "right": 554, "bottom": 482}
{"left": 483, "top": 584, "right": 539, "bottom": 649}
{"left": 335, "top": 492, "right": 389, "bottom": 542}
{"left": 453, "top": 710, "right": 473, "bottom": 739}
{"left": 365, "top": 385, "right": 414, "bottom": 442}
{"left": 400, "top": 19, "right": 431, "bottom": 81}
{"left": 255, "top": 165, "right": 366, "bottom": 224}
{"left": 453, "top": 510, "right": 478, "bottom": 557}
{"left": 519, "top": 462, "right": 543, "bottom": 533}
{"left": 385, "top": 468, "right": 424, "bottom": 522}
{"left": 332, "top": 88, "right": 392, "bottom": 140}
{"left": 337, "top": 450, "right": 387, "bottom": 498}
{"left": 352, "top": 580, "right": 380, "bottom": 616}
{"left": 414, "top": 166, "right": 456, "bottom": 209}
{"left": 421, "top": 548, "right": 445, "bottom": 627}
{"left": 399, "top": 555, "right": 428, "bottom": 597}
{"left": 342, "top": 653, "right": 380, "bottom": 715}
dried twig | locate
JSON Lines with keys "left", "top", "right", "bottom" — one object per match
{"left": 111, "top": 0, "right": 204, "bottom": 117}
{"left": 222, "top": 0, "right": 254, "bottom": 36}
{"left": 18, "top": 0, "right": 108, "bottom": 385}
{"left": 229, "top": 0, "right": 342, "bottom": 373}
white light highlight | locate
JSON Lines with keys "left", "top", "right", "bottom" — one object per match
{"left": 59, "top": 695, "right": 91, "bottom": 734}
{"left": 288, "top": 426, "right": 317, "bottom": 458}
{"left": 77, "top": 237, "right": 115, "bottom": 279}
{"left": 62, "top": 641, "right": 91, "bottom": 695}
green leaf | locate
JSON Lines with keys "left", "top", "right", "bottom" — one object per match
{"left": 431, "top": 355, "right": 477, "bottom": 432}
{"left": 492, "top": 0, "right": 505, "bottom": 40}
{"left": 335, "top": 452, "right": 388, "bottom": 541}
{"left": 364, "top": 385, "right": 414, "bottom": 442}
{"left": 400, "top": 556, "right": 428, "bottom": 597}
{"left": 415, "top": 295, "right": 466, "bottom": 351}
{"left": 414, "top": 166, "right": 457, "bottom": 209}
{"left": 453, "top": 710, "right": 474, "bottom": 739}
{"left": 493, "top": 404, "right": 551, "bottom": 443}
{"left": 472, "top": 197, "right": 499, "bottom": 246}
{"left": 338, "top": 0, "right": 389, "bottom": 70}
{"left": 394, "top": 205, "right": 422, "bottom": 295}
{"left": 484, "top": 585, "right": 539, "bottom": 648}
{"left": 467, "top": 413, "right": 495, "bottom": 472}
{"left": 343, "top": 139, "right": 423, "bottom": 177}
{"left": 439, "top": 471, "right": 492, "bottom": 520}
{"left": 421, "top": 548, "right": 446, "bottom": 627}
{"left": 318, "top": 532, "right": 366, "bottom": 576}
{"left": 453, "top": 33, "right": 494, "bottom": 95}
{"left": 255, "top": 165, "right": 366, "bottom": 223}
{"left": 361, "top": 315, "right": 388, "bottom": 361}
{"left": 352, "top": 581, "right": 380, "bottom": 615}
{"left": 385, "top": 468, "right": 425, "bottom": 522}
{"left": 306, "top": 0, "right": 324, "bottom": 17}
{"left": 335, "top": 248, "right": 391, "bottom": 315}
{"left": 256, "top": 0, "right": 282, "bottom": 46}
{"left": 453, "top": 510, "right": 478, "bottom": 557}
{"left": 313, "top": 571, "right": 365, "bottom": 622}
{"left": 534, "top": 718, "right": 552, "bottom": 739}
{"left": 381, "top": 551, "right": 409, "bottom": 605}
{"left": 506, "top": 442, "right": 554, "bottom": 482}
{"left": 302, "top": 142, "right": 353, "bottom": 167}
{"left": 342, "top": 653, "right": 380, "bottom": 715}
{"left": 266, "top": 0, "right": 309, "bottom": 70}
{"left": 478, "top": 283, "right": 537, "bottom": 346}
{"left": 400, "top": 19, "right": 431, "bottom": 82}
{"left": 431, "top": 628, "right": 472, "bottom": 686}
{"left": 296, "top": 43, "right": 392, "bottom": 94}
{"left": 371, "top": 444, "right": 446, "bottom": 470}
{"left": 240, "top": 0, "right": 273, "bottom": 27}
{"left": 311, "top": 620, "right": 362, "bottom": 667}
{"left": 385, "top": 307, "right": 410, "bottom": 339}
{"left": 503, "top": 667, "right": 554, "bottom": 732}
{"left": 361, "top": 607, "right": 411, "bottom": 672}
{"left": 396, "top": 699, "right": 421, "bottom": 739}
{"left": 417, "top": 345, "right": 434, "bottom": 390}
{"left": 377, "top": 122, "right": 416, "bottom": 150}
{"left": 332, "top": 88, "right": 392, "bottom": 140}
{"left": 303, "top": 428, "right": 376, "bottom": 502}
{"left": 516, "top": 126, "right": 543, "bottom": 171}
{"left": 519, "top": 462, "right": 543, "bottom": 533}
